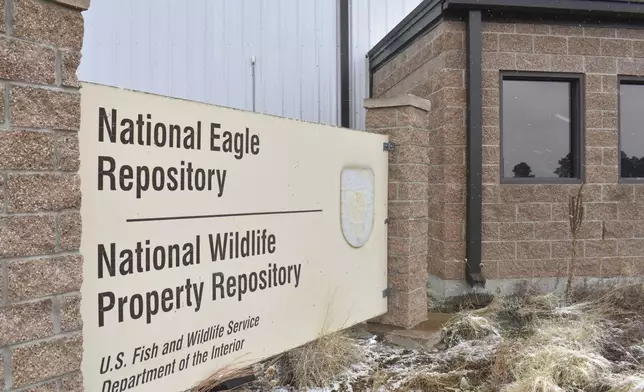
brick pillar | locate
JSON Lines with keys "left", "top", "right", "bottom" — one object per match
{"left": 365, "top": 94, "right": 431, "bottom": 328}
{"left": 0, "top": 0, "right": 88, "bottom": 390}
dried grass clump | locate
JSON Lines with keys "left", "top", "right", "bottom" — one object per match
{"left": 574, "top": 283, "right": 644, "bottom": 314}
{"left": 426, "top": 286, "right": 643, "bottom": 392}
{"left": 233, "top": 284, "right": 644, "bottom": 392}
{"left": 432, "top": 292, "right": 496, "bottom": 313}
{"left": 367, "top": 369, "right": 392, "bottom": 391}
{"left": 523, "top": 293, "right": 560, "bottom": 312}
{"left": 507, "top": 345, "right": 612, "bottom": 391}
{"left": 493, "top": 294, "right": 562, "bottom": 337}
{"left": 604, "top": 284, "right": 644, "bottom": 313}
{"left": 497, "top": 298, "right": 617, "bottom": 392}
{"left": 553, "top": 301, "right": 593, "bottom": 318}
{"left": 632, "top": 344, "right": 644, "bottom": 362}
{"left": 441, "top": 313, "right": 500, "bottom": 348}
{"left": 400, "top": 370, "right": 473, "bottom": 392}
{"left": 572, "top": 283, "right": 644, "bottom": 367}
{"left": 502, "top": 375, "right": 564, "bottom": 392}
{"left": 606, "top": 374, "right": 644, "bottom": 392}
{"left": 529, "top": 317, "right": 604, "bottom": 352}
{"left": 194, "top": 365, "right": 255, "bottom": 392}
{"left": 488, "top": 340, "right": 518, "bottom": 388}
{"left": 283, "top": 331, "right": 362, "bottom": 389}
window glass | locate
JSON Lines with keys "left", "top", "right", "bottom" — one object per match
{"left": 620, "top": 83, "right": 644, "bottom": 178}
{"left": 502, "top": 80, "right": 573, "bottom": 179}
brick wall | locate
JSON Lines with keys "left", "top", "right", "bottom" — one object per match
{"left": 365, "top": 96, "right": 431, "bottom": 328}
{"left": 372, "top": 19, "right": 644, "bottom": 293}
{"left": 371, "top": 20, "right": 469, "bottom": 286}
{"left": 481, "top": 22, "right": 644, "bottom": 285}
{"left": 0, "top": 0, "right": 88, "bottom": 390}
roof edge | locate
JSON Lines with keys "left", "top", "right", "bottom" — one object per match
{"left": 367, "top": 0, "right": 445, "bottom": 74}
{"left": 368, "top": 0, "right": 644, "bottom": 77}
{"left": 446, "top": 0, "right": 644, "bottom": 14}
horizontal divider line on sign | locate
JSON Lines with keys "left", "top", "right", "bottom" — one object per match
{"left": 126, "top": 209, "right": 324, "bottom": 223}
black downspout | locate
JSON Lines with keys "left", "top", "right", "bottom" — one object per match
{"left": 465, "top": 10, "right": 485, "bottom": 288}
{"left": 339, "top": 0, "right": 351, "bottom": 128}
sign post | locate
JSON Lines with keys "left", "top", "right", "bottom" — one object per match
{"left": 79, "top": 83, "right": 389, "bottom": 392}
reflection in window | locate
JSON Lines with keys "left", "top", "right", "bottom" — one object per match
{"left": 619, "top": 82, "right": 644, "bottom": 179}
{"left": 501, "top": 75, "right": 581, "bottom": 181}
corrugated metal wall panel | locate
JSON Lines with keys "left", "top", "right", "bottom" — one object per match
{"left": 350, "top": 0, "right": 370, "bottom": 130}
{"left": 148, "top": 1, "right": 172, "bottom": 97}
{"left": 205, "top": 1, "right": 227, "bottom": 107}
{"left": 258, "top": 0, "right": 282, "bottom": 117}
{"left": 349, "top": 0, "right": 423, "bottom": 130}
{"left": 80, "top": 0, "right": 418, "bottom": 129}
{"left": 319, "top": 0, "right": 340, "bottom": 125}
{"left": 79, "top": 0, "right": 340, "bottom": 126}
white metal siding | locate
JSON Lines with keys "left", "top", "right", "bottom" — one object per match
{"left": 349, "top": 0, "right": 423, "bottom": 130}
{"left": 79, "top": 0, "right": 420, "bottom": 129}
{"left": 79, "top": 0, "right": 340, "bottom": 126}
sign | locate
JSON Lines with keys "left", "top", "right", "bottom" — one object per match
{"left": 79, "top": 83, "right": 388, "bottom": 392}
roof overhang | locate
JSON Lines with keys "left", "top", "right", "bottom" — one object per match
{"left": 368, "top": 0, "right": 644, "bottom": 74}
{"left": 368, "top": 0, "right": 446, "bottom": 76}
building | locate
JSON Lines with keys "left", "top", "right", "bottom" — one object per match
{"left": 366, "top": 0, "right": 644, "bottom": 300}
{"left": 78, "top": 0, "right": 644, "bottom": 305}
{"left": 79, "top": 0, "right": 424, "bottom": 130}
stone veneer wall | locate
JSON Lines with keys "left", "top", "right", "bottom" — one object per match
{"left": 480, "top": 22, "right": 644, "bottom": 288}
{"left": 0, "top": 0, "right": 88, "bottom": 390}
{"left": 365, "top": 96, "right": 431, "bottom": 328}
{"left": 371, "top": 19, "right": 644, "bottom": 296}
{"left": 371, "top": 20, "right": 469, "bottom": 292}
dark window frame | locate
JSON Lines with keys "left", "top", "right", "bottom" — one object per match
{"left": 618, "top": 75, "right": 644, "bottom": 184}
{"left": 499, "top": 71, "right": 585, "bottom": 184}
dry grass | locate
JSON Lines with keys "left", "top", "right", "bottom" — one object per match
{"left": 441, "top": 313, "right": 500, "bottom": 348}
{"left": 494, "top": 294, "right": 560, "bottom": 337}
{"left": 502, "top": 375, "right": 565, "bottom": 392}
{"left": 530, "top": 316, "right": 603, "bottom": 352}
{"left": 368, "top": 368, "right": 392, "bottom": 391}
{"left": 483, "top": 283, "right": 644, "bottom": 392}
{"left": 606, "top": 374, "right": 644, "bottom": 391}
{"left": 572, "top": 282, "right": 644, "bottom": 368}
{"left": 574, "top": 282, "right": 644, "bottom": 314}
{"left": 427, "top": 285, "right": 644, "bottom": 392}
{"left": 193, "top": 365, "right": 255, "bottom": 392}
{"left": 399, "top": 370, "right": 473, "bottom": 392}
{"left": 509, "top": 345, "right": 613, "bottom": 390}
{"left": 282, "top": 331, "right": 362, "bottom": 389}
{"left": 428, "top": 282, "right": 643, "bottom": 392}
{"left": 430, "top": 292, "right": 496, "bottom": 313}
{"left": 228, "top": 282, "right": 644, "bottom": 391}
{"left": 495, "top": 295, "right": 614, "bottom": 391}
{"left": 487, "top": 340, "right": 517, "bottom": 389}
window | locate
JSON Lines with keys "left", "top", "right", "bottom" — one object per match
{"left": 619, "top": 78, "right": 644, "bottom": 180}
{"left": 500, "top": 72, "right": 584, "bottom": 183}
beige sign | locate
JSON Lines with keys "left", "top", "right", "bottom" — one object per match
{"left": 79, "top": 83, "right": 388, "bottom": 392}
